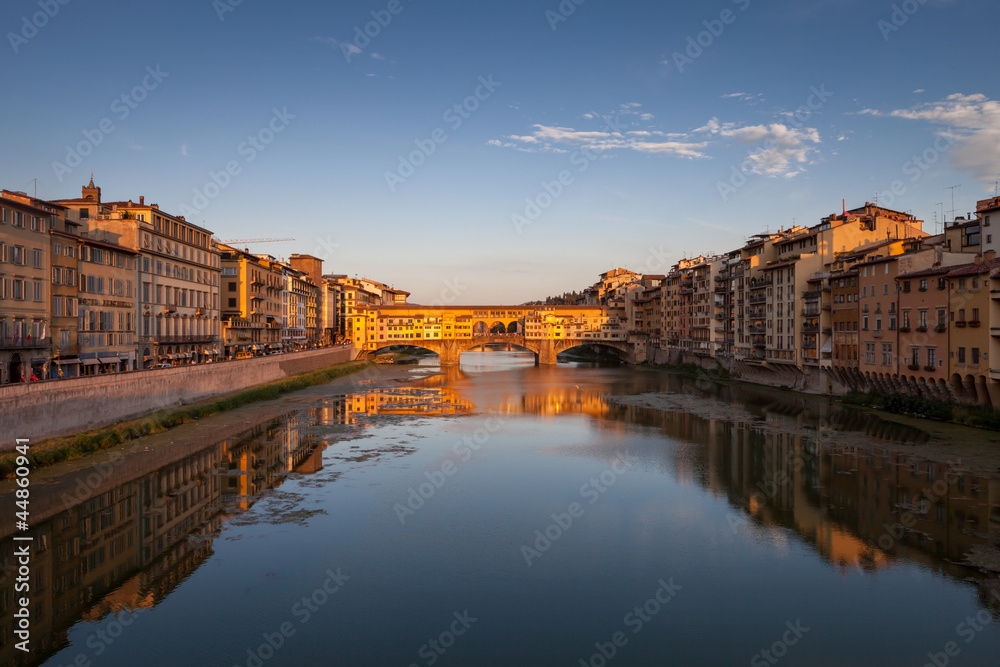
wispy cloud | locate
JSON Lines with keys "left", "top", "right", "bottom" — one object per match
{"left": 695, "top": 118, "right": 823, "bottom": 178}
{"left": 310, "top": 36, "right": 387, "bottom": 61}
{"left": 721, "top": 92, "right": 764, "bottom": 104}
{"left": 180, "top": 144, "right": 188, "bottom": 156}
{"left": 493, "top": 102, "right": 824, "bottom": 173}
{"left": 887, "top": 93, "right": 1000, "bottom": 183}
{"left": 493, "top": 103, "right": 708, "bottom": 159}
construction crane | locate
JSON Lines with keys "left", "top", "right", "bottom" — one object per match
{"left": 219, "top": 237, "right": 295, "bottom": 245}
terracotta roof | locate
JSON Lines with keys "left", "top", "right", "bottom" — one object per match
{"left": 895, "top": 266, "right": 950, "bottom": 279}
{"left": 946, "top": 258, "right": 1000, "bottom": 277}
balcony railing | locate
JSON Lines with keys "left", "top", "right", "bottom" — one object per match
{"left": 155, "top": 335, "right": 219, "bottom": 344}
{"left": 0, "top": 336, "right": 49, "bottom": 349}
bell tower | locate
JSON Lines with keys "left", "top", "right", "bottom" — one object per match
{"left": 82, "top": 173, "right": 101, "bottom": 203}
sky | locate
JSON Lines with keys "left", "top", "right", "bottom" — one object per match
{"left": 2, "top": 0, "right": 999, "bottom": 304}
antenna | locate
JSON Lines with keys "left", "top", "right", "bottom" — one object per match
{"left": 944, "top": 185, "right": 961, "bottom": 222}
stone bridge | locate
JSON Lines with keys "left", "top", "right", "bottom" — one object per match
{"left": 362, "top": 334, "right": 634, "bottom": 365}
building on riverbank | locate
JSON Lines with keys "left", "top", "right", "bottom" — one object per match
{"left": 54, "top": 179, "right": 222, "bottom": 368}
{"left": 0, "top": 191, "right": 58, "bottom": 382}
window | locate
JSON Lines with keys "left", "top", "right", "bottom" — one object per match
{"left": 863, "top": 316, "right": 869, "bottom": 331}
{"left": 910, "top": 347, "right": 919, "bottom": 367}
{"left": 228, "top": 281, "right": 237, "bottom": 292}
{"left": 882, "top": 343, "right": 893, "bottom": 366}
{"left": 865, "top": 342, "right": 876, "bottom": 365}
{"left": 927, "top": 347, "right": 936, "bottom": 368}
{"left": 958, "top": 347, "right": 966, "bottom": 363}
{"left": 972, "top": 308, "right": 979, "bottom": 323}
{"left": 33, "top": 281, "right": 42, "bottom": 301}
{"left": 918, "top": 310, "right": 927, "bottom": 328}
{"left": 936, "top": 308, "right": 946, "bottom": 326}
{"left": 972, "top": 348, "right": 980, "bottom": 364}
{"left": 958, "top": 308, "right": 966, "bottom": 322}
{"left": 902, "top": 280, "right": 911, "bottom": 293}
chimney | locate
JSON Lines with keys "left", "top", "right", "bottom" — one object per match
{"left": 139, "top": 196, "right": 144, "bottom": 206}
{"left": 985, "top": 250, "right": 997, "bottom": 261}
{"left": 974, "top": 254, "right": 983, "bottom": 265}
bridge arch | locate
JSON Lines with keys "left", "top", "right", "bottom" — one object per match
{"left": 556, "top": 342, "right": 630, "bottom": 363}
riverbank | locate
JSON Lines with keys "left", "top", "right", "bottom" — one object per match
{"left": 0, "top": 345, "right": 358, "bottom": 445}
{"left": 0, "top": 360, "right": 373, "bottom": 478}
{"left": 645, "top": 360, "right": 1000, "bottom": 432}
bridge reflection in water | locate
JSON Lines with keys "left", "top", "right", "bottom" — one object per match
{"left": 0, "top": 367, "right": 998, "bottom": 665}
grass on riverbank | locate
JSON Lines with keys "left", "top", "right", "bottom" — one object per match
{"left": 841, "top": 391, "right": 1000, "bottom": 430}
{"left": 0, "top": 360, "right": 373, "bottom": 478}
{"left": 646, "top": 362, "right": 731, "bottom": 381}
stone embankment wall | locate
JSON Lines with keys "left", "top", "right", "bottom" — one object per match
{"left": 0, "top": 345, "right": 356, "bottom": 447}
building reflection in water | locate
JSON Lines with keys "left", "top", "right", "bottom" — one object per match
{"left": 0, "top": 371, "right": 998, "bottom": 665}
{"left": 0, "top": 384, "right": 469, "bottom": 667}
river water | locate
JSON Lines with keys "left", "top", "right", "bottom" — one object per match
{"left": 4, "top": 351, "right": 1000, "bottom": 666}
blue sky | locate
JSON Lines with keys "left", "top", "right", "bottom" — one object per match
{"left": 2, "top": 0, "right": 998, "bottom": 303}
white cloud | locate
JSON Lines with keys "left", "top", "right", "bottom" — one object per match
{"left": 888, "top": 93, "right": 1000, "bottom": 183}
{"left": 494, "top": 104, "right": 820, "bottom": 171}
{"left": 695, "top": 117, "right": 823, "bottom": 177}
{"left": 913, "top": 88, "right": 925, "bottom": 94}
{"left": 180, "top": 144, "right": 188, "bottom": 156}
{"left": 498, "top": 122, "right": 708, "bottom": 158}
{"left": 720, "top": 92, "right": 763, "bottom": 104}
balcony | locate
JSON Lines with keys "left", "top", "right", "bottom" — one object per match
{"left": 749, "top": 294, "right": 767, "bottom": 305}
{"left": 801, "top": 324, "right": 819, "bottom": 333}
{"left": 872, "top": 330, "right": 883, "bottom": 339}
{"left": 0, "top": 335, "right": 49, "bottom": 350}
{"left": 155, "top": 335, "right": 219, "bottom": 344}
{"left": 802, "top": 308, "right": 821, "bottom": 317}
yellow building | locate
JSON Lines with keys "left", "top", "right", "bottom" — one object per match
{"left": 945, "top": 254, "right": 1000, "bottom": 405}
{"left": 0, "top": 190, "right": 55, "bottom": 382}
{"left": 49, "top": 227, "right": 81, "bottom": 378}
{"left": 218, "top": 244, "right": 283, "bottom": 357}
{"left": 54, "top": 179, "right": 221, "bottom": 367}
{"left": 76, "top": 235, "right": 138, "bottom": 374}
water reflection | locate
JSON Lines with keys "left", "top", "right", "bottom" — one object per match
{"left": 0, "top": 361, "right": 998, "bottom": 665}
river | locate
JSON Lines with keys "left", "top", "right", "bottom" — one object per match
{"left": 3, "top": 351, "right": 1000, "bottom": 666}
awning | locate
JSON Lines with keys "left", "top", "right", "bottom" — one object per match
{"left": 81, "top": 358, "right": 100, "bottom": 366}
{"left": 56, "top": 359, "right": 81, "bottom": 365}
{"left": 821, "top": 339, "right": 833, "bottom": 354}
